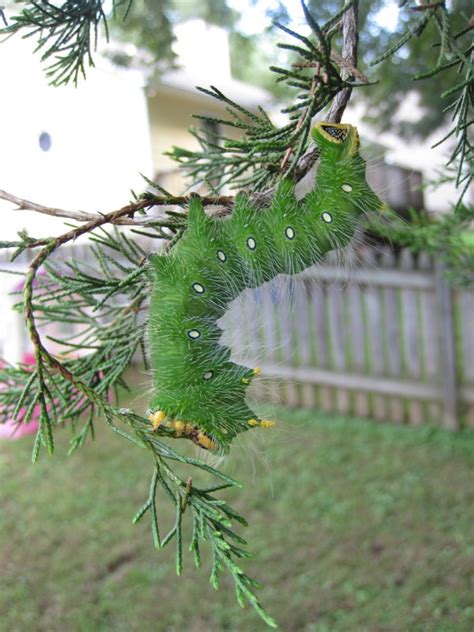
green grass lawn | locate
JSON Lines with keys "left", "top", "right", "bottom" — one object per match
{"left": 1, "top": 398, "right": 474, "bottom": 632}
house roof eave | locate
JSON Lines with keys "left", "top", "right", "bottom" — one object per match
{"left": 150, "top": 70, "right": 273, "bottom": 112}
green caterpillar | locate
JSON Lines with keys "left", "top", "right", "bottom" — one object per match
{"left": 147, "top": 122, "right": 383, "bottom": 451}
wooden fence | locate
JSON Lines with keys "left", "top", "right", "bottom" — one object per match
{"left": 221, "top": 246, "right": 474, "bottom": 430}
{"left": 2, "top": 244, "right": 473, "bottom": 429}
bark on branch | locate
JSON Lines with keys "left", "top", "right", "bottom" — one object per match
{"left": 294, "top": 0, "right": 360, "bottom": 180}
{"left": 0, "top": 188, "right": 234, "bottom": 236}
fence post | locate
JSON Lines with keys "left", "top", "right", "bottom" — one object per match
{"left": 434, "top": 262, "right": 459, "bottom": 430}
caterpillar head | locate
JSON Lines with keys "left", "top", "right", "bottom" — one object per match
{"left": 311, "top": 121, "right": 385, "bottom": 216}
{"left": 312, "top": 122, "right": 360, "bottom": 158}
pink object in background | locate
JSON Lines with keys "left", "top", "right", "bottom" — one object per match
{"left": 0, "top": 353, "right": 39, "bottom": 440}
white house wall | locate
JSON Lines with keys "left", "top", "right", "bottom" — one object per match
{"left": 0, "top": 29, "right": 154, "bottom": 362}
{"left": 0, "top": 32, "right": 154, "bottom": 241}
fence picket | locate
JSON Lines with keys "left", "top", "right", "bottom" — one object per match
{"left": 277, "top": 279, "right": 299, "bottom": 406}
{"left": 400, "top": 250, "right": 423, "bottom": 425}
{"left": 294, "top": 279, "right": 316, "bottom": 408}
{"left": 381, "top": 248, "right": 404, "bottom": 423}
{"left": 418, "top": 252, "right": 441, "bottom": 425}
{"left": 348, "top": 281, "right": 370, "bottom": 417}
{"left": 459, "top": 291, "right": 474, "bottom": 427}
{"left": 363, "top": 248, "right": 386, "bottom": 421}
{"left": 261, "top": 282, "right": 281, "bottom": 404}
{"left": 309, "top": 277, "right": 332, "bottom": 411}
{"left": 435, "top": 263, "right": 459, "bottom": 430}
{"left": 327, "top": 282, "right": 350, "bottom": 413}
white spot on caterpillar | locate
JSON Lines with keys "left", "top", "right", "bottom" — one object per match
{"left": 341, "top": 183, "right": 353, "bottom": 193}
{"left": 217, "top": 250, "right": 227, "bottom": 262}
{"left": 246, "top": 237, "right": 256, "bottom": 250}
{"left": 203, "top": 371, "right": 213, "bottom": 380}
{"left": 285, "top": 226, "right": 295, "bottom": 240}
{"left": 321, "top": 212, "right": 333, "bottom": 224}
{"left": 188, "top": 329, "right": 201, "bottom": 339}
{"left": 192, "top": 282, "right": 205, "bottom": 294}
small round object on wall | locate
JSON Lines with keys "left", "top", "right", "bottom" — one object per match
{"left": 39, "top": 131, "right": 52, "bottom": 152}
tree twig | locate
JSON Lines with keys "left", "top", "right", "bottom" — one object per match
{"left": 412, "top": 1, "right": 444, "bottom": 11}
{"left": 327, "top": 1, "right": 359, "bottom": 122}
{"left": 0, "top": 189, "right": 99, "bottom": 223}
{"left": 294, "top": 0, "right": 359, "bottom": 180}
{"left": 0, "top": 189, "right": 235, "bottom": 232}
{"left": 292, "top": 51, "right": 368, "bottom": 85}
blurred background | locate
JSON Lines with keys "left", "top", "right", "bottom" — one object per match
{"left": 0, "top": 1, "right": 473, "bottom": 630}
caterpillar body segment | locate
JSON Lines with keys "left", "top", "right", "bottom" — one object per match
{"left": 147, "top": 122, "right": 383, "bottom": 451}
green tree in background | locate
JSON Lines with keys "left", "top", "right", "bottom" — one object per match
{"left": 231, "top": 0, "right": 473, "bottom": 139}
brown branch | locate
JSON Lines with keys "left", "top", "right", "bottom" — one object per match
{"left": 0, "top": 189, "right": 235, "bottom": 237}
{"left": 330, "top": 51, "right": 368, "bottom": 85}
{"left": 292, "top": 52, "right": 368, "bottom": 85}
{"left": 0, "top": 189, "right": 98, "bottom": 222}
{"left": 327, "top": 1, "right": 359, "bottom": 122}
{"left": 412, "top": 1, "right": 444, "bottom": 11}
{"left": 294, "top": 0, "right": 360, "bottom": 181}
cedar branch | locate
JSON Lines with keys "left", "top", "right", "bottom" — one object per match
{"left": 294, "top": 0, "right": 359, "bottom": 180}
{"left": 0, "top": 189, "right": 235, "bottom": 241}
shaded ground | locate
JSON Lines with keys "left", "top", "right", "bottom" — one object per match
{"left": 1, "top": 401, "right": 474, "bottom": 631}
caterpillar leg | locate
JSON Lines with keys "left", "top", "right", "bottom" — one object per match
{"left": 167, "top": 420, "right": 218, "bottom": 451}
{"left": 242, "top": 367, "right": 262, "bottom": 385}
{"left": 148, "top": 410, "right": 166, "bottom": 430}
{"left": 248, "top": 418, "right": 275, "bottom": 428}
{"left": 194, "top": 431, "right": 217, "bottom": 451}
